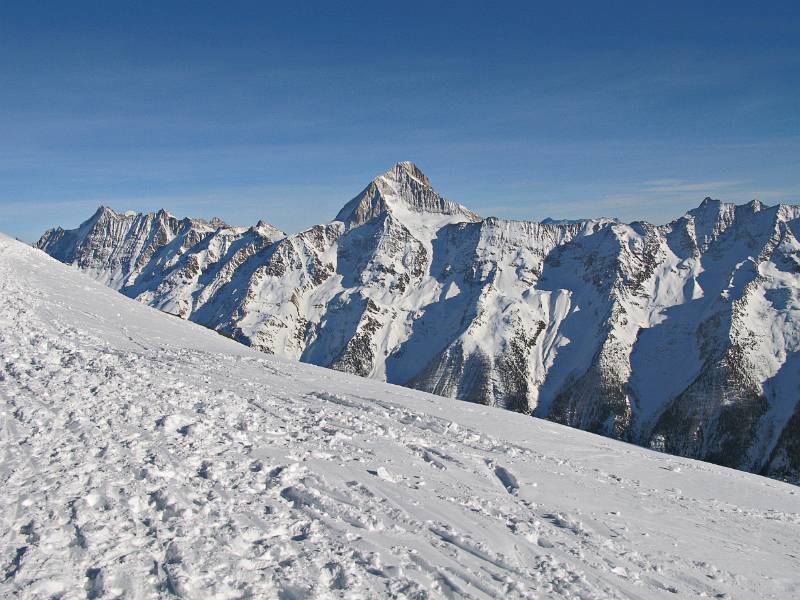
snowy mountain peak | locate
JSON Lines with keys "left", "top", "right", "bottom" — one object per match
{"left": 252, "top": 219, "right": 286, "bottom": 238}
{"left": 87, "top": 205, "right": 131, "bottom": 223}
{"left": 384, "top": 160, "right": 433, "bottom": 188}
{"left": 335, "top": 162, "right": 481, "bottom": 230}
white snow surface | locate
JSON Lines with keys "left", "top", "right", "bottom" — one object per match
{"left": 1, "top": 235, "right": 799, "bottom": 599}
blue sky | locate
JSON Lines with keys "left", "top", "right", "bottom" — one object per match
{"left": 1, "top": 1, "right": 798, "bottom": 241}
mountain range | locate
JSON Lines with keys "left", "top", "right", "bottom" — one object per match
{"left": 36, "top": 161, "right": 800, "bottom": 482}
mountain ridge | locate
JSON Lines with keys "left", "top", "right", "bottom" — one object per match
{"left": 36, "top": 162, "right": 800, "bottom": 482}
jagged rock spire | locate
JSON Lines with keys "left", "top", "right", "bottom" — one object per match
{"left": 334, "top": 161, "right": 480, "bottom": 228}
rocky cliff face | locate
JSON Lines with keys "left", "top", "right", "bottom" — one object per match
{"left": 37, "top": 162, "right": 800, "bottom": 482}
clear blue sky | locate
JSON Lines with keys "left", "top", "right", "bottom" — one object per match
{"left": 2, "top": 1, "right": 798, "bottom": 241}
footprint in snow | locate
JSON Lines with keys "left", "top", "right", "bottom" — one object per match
{"left": 367, "top": 467, "right": 396, "bottom": 483}
{"left": 493, "top": 465, "right": 519, "bottom": 496}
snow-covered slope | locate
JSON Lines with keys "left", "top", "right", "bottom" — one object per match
{"left": 37, "top": 163, "right": 800, "bottom": 482}
{"left": 2, "top": 234, "right": 799, "bottom": 598}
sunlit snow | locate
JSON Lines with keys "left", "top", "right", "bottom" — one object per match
{"left": 2, "top": 235, "right": 799, "bottom": 598}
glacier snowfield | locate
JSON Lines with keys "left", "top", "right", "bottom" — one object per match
{"left": 1, "top": 234, "right": 799, "bottom": 598}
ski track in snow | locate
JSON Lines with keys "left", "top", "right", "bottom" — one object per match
{"left": 1, "top": 235, "right": 799, "bottom": 599}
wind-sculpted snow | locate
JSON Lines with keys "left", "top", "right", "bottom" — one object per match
{"left": 2, "top": 235, "right": 799, "bottom": 598}
{"left": 37, "top": 162, "right": 800, "bottom": 482}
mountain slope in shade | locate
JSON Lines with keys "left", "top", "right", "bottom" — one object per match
{"left": 37, "top": 162, "right": 800, "bottom": 482}
{"left": 2, "top": 234, "right": 799, "bottom": 598}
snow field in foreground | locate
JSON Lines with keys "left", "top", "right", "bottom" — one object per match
{"left": 1, "top": 235, "right": 799, "bottom": 599}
